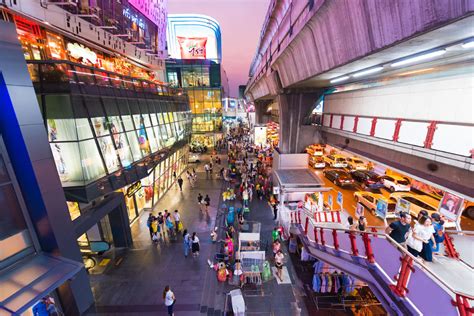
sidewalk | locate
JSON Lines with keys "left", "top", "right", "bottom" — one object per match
{"left": 86, "top": 155, "right": 226, "bottom": 315}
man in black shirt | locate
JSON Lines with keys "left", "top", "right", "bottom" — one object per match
{"left": 385, "top": 212, "right": 412, "bottom": 244}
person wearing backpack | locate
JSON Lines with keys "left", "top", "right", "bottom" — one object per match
{"left": 430, "top": 213, "right": 445, "bottom": 254}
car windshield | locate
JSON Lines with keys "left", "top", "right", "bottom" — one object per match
{"left": 338, "top": 171, "right": 350, "bottom": 177}
{"left": 397, "top": 179, "right": 409, "bottom": 185}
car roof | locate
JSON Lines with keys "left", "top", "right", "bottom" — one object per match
{"left": 389, "top": 192, "right": 439, "bottom": 207}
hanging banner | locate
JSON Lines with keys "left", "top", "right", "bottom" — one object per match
{"left": 177, "top": 36, "right": 207, "bottom": 59}
{"left": 438, "top": 192, "right": 464, "bottom": 222}
{"left": 355, "top": 202, "right": 365, "bottom": 218}
{"left": 375, "top": 199, "right": 388, "bottom": 219}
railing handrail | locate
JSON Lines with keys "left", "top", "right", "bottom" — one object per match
{"left": 304, "top": 218, "right": 474, "bottom": 300}
{"left": 445, "top": 230, "right": 474, "bottom": 236}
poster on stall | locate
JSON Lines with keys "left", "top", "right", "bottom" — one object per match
{"left": 328, "top": 194, "right": 333, "bottom": 210}
{"left": 375, "top": 199, "right": 388, "bottom": 219}
{"left": 438, "top": 192, "right": 464, "bottom": 222}
{"left": 337, "top": 191, "right": 343, "bottom": 208}
{"left": 395, "top": 198, "right": 411, "bottom": 214}
{"left": 355, "top": 203, "right": 365, "bottom": 218}
{"left": 254, "top": 126, "right": 267, "bottom": 146}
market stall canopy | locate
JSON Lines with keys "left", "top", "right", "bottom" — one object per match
{"left": 274, "top": 169, "right": 327, "bottom": 189}
{"left": 0, "top": 254, "right": 82, "bottom": 315}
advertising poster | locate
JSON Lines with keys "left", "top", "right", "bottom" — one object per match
{"left": 177, "top": 37, "right": 207, "bottom": 59}
{"left": 395, "top": 198, "right": 411, "bottom": 214}
{"left": 355, "top": 203, "right": 365, "bottom": 218}
{"left": 337, "top": 191, "right": 343, "bottom": 208}
{"left": 438, "top": 192, "right": 464, "bottom": 222}
{"left": 375, "top": 199, "right": 388, "bottom": 219}
{"left": 254, "top": 126, "right": 267, "bottom": 146}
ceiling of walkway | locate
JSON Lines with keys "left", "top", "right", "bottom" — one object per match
{"left": 289, "top": 15, "right": 474, "bottom": 89}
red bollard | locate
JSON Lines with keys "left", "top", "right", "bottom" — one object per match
{"left": 314, "top": 227, "right": 319, "bottom": 244}
{"left": 336, "top": 211, "right": 341, "bottom": 223}
{"left": 362, "top": 232, "right": 375, "bottom": 263}
{"left": 389, "top": 254, "right": 415, "bottom": 297}
{"left": 320, "top": 228, "right": 326, "bottom": 246}
{"left": 297, "top": 211, "right": 302, "bottom": 224}
{"left": 331, "top": 212, "right": 335, "bottom": 222}
{"left": 349, "top": 232, "right": 359, "bottom": 256}
{"left": 305, "top": 217, "right": 309, "bottom": 236}
{"left": 332, "top": 229, "right": 339, "bottom": 251}
{"left": 444, "top": 232, "right": 460, "bottom": 259}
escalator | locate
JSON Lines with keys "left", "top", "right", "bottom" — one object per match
{"left": 292, "top": 210, "right": 474, "bottom": 315}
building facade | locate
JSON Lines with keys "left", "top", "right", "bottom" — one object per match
{"left": 0, "top": 1, "right": 191, "bottom": 314}
{"left": 166, "top": 14, "right": 228, "bottom": 149}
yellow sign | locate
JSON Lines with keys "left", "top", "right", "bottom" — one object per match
{"left": 126, "top": 181, "right": 142, "bottom": 197}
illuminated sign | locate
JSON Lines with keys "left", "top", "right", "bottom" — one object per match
{"left": 66, "top": 42, "right": 97, "bottom": 64}
{"left": 177, "top": 37, "right": 207, "bottom": 59}
{"left": 126, "top": 181, "right": 142, "bottom": 197}
{"left": 123, "top": 8, "right": 146, "bottom": 30}
{"left": 128, "top": 0, "right": 164, "bottom": 27}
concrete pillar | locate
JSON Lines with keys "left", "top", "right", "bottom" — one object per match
{"left": 254, "top": 99, "right": 272, "bottom": 124}
{"left": 0, "top": 21, "right": 93, "bottom": 315}
{"left": 277, "top": 91, "right": 324, "bottom": 153}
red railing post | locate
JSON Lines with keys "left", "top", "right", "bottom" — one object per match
{"left": 353, "top": 116, "right": 359, "bottom": 133}
{"left": 424, "top": 121, "right": 438, "bottom": 149}
{"left": 314, "top": 227, "right": 319, "bottom": 244}
{"left": 370, "top": 117, "right": 378, "bottom": 136}
{"left": 349, "top": 232, "right": 359, "bottom": 256}
{"left": 297, "top": 211, "right": 301, "bottom": 224}
{"left": 290, "top": 212, "right": 294, "bottom": 224}
{"left": 331, "top": 212, "right": 335, "bottom": 222}
{"left": 317, "top": 212, "right": 321, "bottom": 222}
{"left": 444, "top": 232, "right": 460, "bottom": 259}
{"left": 332, "top": 229, "right": 339, "bottom": 250}
{"left": 393, "top": 119, "right": 403, "bottom": 142}
{"left": 336, "top": 211, "right": 341, "bottom": 223}
{"left": 320, "top": 228, "right": 326, "bottom": 246}
{"left": 362, "top": 232, "right": 375, "bottom": 263}
{"left": 324, "top": 211, "right": 328, "bottom": 222}
{"left": 389, "top": 254, "right": 415, "bottom": 297}
{"left": 329, "top": 114, "right": 334, "bottom": 128}
{"left": 452, "top": 294, "right": 474, "bottom": 316}
{"left": 340, "top": 115, "right": 345, "bottom": 130}
{"left": 305, "top": 217, "right": 309, "bottom": 236}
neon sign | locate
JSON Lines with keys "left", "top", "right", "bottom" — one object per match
{"left": 123, "top": 8, "right": 146, "bottom": 30}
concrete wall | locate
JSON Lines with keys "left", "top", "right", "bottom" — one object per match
{"left": 324, "top": 72, "right": 474, "bottom": 123}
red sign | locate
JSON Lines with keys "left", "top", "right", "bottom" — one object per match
{"left": 177, "top": 37, "right": 207, "bottom": 59}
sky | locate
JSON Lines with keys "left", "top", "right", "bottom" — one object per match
{"left": 168, "top": 0, "right": 270, "bottom": 97}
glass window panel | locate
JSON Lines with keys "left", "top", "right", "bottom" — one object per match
{"left": 146, "top": 127, "right": 158, "bottom": 153}
{"left": 91, "top": 117, "right": 110, "bottom": 137}
{"left": 109, "top": 116, "right": 124, "bottom": 133}
{"left": 126, "top": 131, "right": 143, "bottom": 161}
{"left": 94, "top": 71, "right": 111, "bottom": 86}
{"left": 97, "top": 136, "right": 121, "bottom": 173}
{"left": 79, "top": 139, "right": 106, "bottom": 181}
{"left": 143, "top": 114, "right": 152, "bottom": 127}
{"left": 47, "top": 118, "right": 77, "bottom": 142}
{"left": 168, "top": 112, "right": 175, "bottom": 123}
{"left": 0, "top": 184, "right": 28, "bottom": 240}
{"left": 122, "top": 115, "right": 134, "bottom": 131}
{"left": 114, "top": 133, "right": 133, "bottom": 167}
{"left": 50, "top": 142, "right": 83, "bottom": 182}
{"left": 137, "top": 127, "right": 151, "bottom": 156}
{"left": 132, "top": 114, "right": 142, "bottom": 129}
{"left": 157, "top": 112, "right": 165, "bottom": 125}
{"left": 150, "top": 113, "right": 158, "bottom": 126}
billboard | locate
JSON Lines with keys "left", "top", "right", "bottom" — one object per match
{"left": 177, "top": 37, "right": 207, "bottom": 59}
{"left": 438, "top": 192, "right": 464, "bottom": 222}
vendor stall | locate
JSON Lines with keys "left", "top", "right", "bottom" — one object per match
{"left": 240, "top": 251, "right": 266, "bottom": 286}
{"left": 239, "top": 221, "right": 261, "bottom": 251}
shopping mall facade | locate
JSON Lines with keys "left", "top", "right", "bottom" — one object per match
{"left": 166, "top": 14, "right": 229, "bottom": 150}
{"left": 0, "top": 1, "right": 191, "bottom": 314}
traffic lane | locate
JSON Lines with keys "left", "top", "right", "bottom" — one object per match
{"left": 312, "top": 168, "right": 385, "bottom": 227}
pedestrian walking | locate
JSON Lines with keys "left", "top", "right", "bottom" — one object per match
{"left": 177, "top": 177, "right": 184, "bottom": 191}
{"left": 407, "top": 215, "right": 435, "bottom": 262}
{"left": 163, "top": 285, "right": 176, "bottom": 316}
{"left": 191, "top": 232, "right": 200, "bottom": 257}
{"left": 151, "top": 217, "right": 159, "bottom": 242}
{"left": 430, "top": 213, "right": 445, "bottom": 254}
{"left": 197, "top": 193, "right": 203, "bottom": 211}
{"left": 157, "top": 212, "right": 165, "bottom": 239}
{"left": 173, "top": 210, "right": 181, "bottom": 233}
{"left": 147, "top": 213, "right": 155, "bottom": 240}
{"left": 183, "top": 229, "right": 191, "bottom": 258}
{"left": 204, "top": 163, "right": 210, "bottom": 178}
{"left": 274, "top": 250, "right": 285, "bottom": 282}
{"left": 204, "top": 194, "right": 211, "bottom": 212}
{"left": 384, "top": 212, "right": 411, "bottom": 244}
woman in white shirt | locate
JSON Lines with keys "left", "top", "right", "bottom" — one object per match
{"left": 163, "top": 285, "right": 175, "bottom": 316}
{"left": 191, "top": 232, "right": 200, "bottom": 257}
{"left": 274, "top": 250, "right": 285, "bottom": 282}
{"left": 407, "top": 215, "right": 435, "bottom": 262}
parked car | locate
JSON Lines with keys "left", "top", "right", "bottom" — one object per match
{"left": 351, "top": 170, "right": 384, "bottom": 190}
{"left": 354, "top": 191, "right": 396, "bottom": 216}
{"left": 306, "top": 144, "right": 325, "bottom": 156}
{"left": 323, "top": 155, "right": 348, "bottom": 168}
{"left": 381, "top": 175, "right": 411, "bottom": 192}
{"left": 389, "top": 192, "right": 439, "bottom": 218}
{"left": 323, "top": 170, "right": 354, "bottom": 187}
{"left": 310, "top": 156, "right": 326, "bottom": 169}
{"left": 188, "top": 153, "right": 200, "bottom": 163}
{"left": 346, "top": 157, "right": 367, "bottom": 170}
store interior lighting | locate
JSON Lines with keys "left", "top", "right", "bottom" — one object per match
{"left": 390, "top": 49, "right": 446, "bottom": 67}
{"left": 352, "top": 66, "right": 384, "bottom": 78}
{"left": 329, "top": 75, "right": 349, "bottom": 83}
